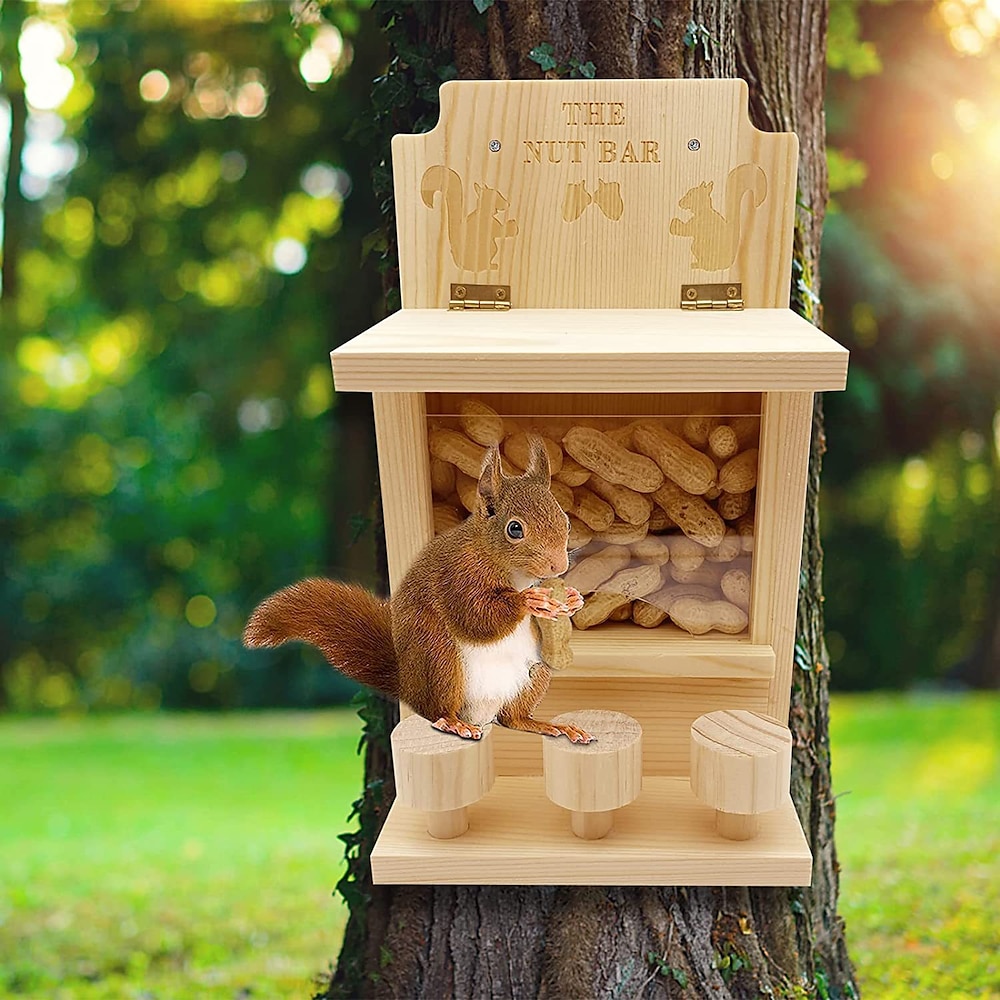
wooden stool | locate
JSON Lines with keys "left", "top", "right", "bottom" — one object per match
{"left": 690, "top": 710, "right": 792, "bottom": 841}
{"left": 390, "top": 715, "right": 495, "bottom": 839}
{"left": 542, "top": 710, "right": 642, "bottom": 840}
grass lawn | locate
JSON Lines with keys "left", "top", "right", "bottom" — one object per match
{"left": 1, "top": 694, "right": 997, "bottom": 998}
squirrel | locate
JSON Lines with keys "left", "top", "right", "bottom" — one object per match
{"left": 243, "top": 437, "right": 595, "bottom": 744}
{"left": 669, "top": 162, "right": 767, "bottom": 271}
{"left": 420, "top": 165, "right": 519, "bottom": 271}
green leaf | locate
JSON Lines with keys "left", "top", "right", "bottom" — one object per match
{"left": 528, "top": 42, "right": 557, "bottom": 72}
{"left": 472, "top": 0, "right": 494, "bottom": 12}
{"left": 578, "top": 61, "right": 596, "bottom": 79}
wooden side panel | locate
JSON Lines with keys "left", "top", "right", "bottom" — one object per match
{"left": 492, "top": 677, "right": 770, "bottom": 777}
{"left": 392, "top": 80, "right": 797, "bottom": 309}
{"left": 750, "top": 392, "right": 814, "bottom": 722}
{"left": 372, "top": 393, "right": 434, "bottom": 591}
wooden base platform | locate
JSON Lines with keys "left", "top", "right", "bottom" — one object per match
{"left": 371, "top": 775, "right": 812, "bottom": 886}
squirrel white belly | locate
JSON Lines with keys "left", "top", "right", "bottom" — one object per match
{"left": 458, "top": 615, "right": 538, "bottom": 727}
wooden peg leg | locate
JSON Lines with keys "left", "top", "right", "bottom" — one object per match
{"left": 571, "top": 809, "right": 614, "bottom": 841}
{"left": 391, "top": 715, "right": 494, "bottom": 840}
{"left": 716, "top": 811, "right": 760, "bottom": 841}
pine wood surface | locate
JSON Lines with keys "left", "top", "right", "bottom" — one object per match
{"left": 331, "top": 308, "right": 848, "bottom": 393}
{"left": 370, "top": 775, "right": 811, "bottom": 886}
{"left": 390, "top": 714, "right": 495, "bottom": 813}
{"left": 491, "top": 676, "right": 770, "bottom": 776}
{"left": 391, "top": 79, "right": 797, "bottom": 309}
{"left": 567, "top": 626, "right": 775, "bottom": 679}
{"left": 542, "top": 710, "right": 642, "bottom": 813}
{"left": 749, "top": 392, "right": 815, "bottom": 721}
{"left": 371, "top": 392, "right": 434, "bottom": 591}
{"left": 690, "top": 709, "right": 792, "bottom": 817}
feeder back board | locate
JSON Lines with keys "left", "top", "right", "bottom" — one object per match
{"left": 393, "top": 79, "right": 797, "bottom": 309}
{"left": 330, "top": 79, "right": 849, "bottom": 887}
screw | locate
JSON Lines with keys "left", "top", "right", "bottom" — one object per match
{"left": 495, "top": 287, "right": 506, "bottom": 300}
{"left": 455, "top": 285, "right": 467, "bottom": 298}
{"left": 727, "top": 285, "right": 738, "bottom": 298}
{"left": 489, "top": 139, "right": 501, "bottom": 152}
{"left": 685, "top": 287, "right": 698, "bottom": 300}
{"left": 688, "top": 138, "right": 701, "bottom": 151}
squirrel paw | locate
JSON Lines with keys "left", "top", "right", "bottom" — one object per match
{"left": 551, "top": 721, "right": 597, "bottom": 744}
{"left": 432, "top": 716, "right": 484, "bottom": 741}
{"left": 564, "top": 586, "right": 584, "bottom": 615}
{"left": 524, "top": 586, "right": 570, "bottom": 620}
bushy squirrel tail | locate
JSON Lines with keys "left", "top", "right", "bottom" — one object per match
{"left": 243, "top": 578, "right": 398, "bottom": 697}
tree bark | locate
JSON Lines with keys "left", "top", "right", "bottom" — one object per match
{"left": 1, "top": 0, "right": 28, "bottom": 313}
{"left": 324, "top": 2, "right": 857, "bottom": 997}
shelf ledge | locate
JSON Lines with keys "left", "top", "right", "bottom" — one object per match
{"left": 568, "top": 625, "right": 774, "bottom": 680}
{"left": 331, "top": 308, "right": 848, "bottom": 394}
{"left": 371, "top": 775, "right": 812, "bottom": 886}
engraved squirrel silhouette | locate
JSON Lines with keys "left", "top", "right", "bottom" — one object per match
{"left": 669, "top": 163, "right": 767, "bottom": 271}
{"left": 420, "top": 165, "right": 518, "bottom": 271}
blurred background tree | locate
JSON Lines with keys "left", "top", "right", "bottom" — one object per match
{"left": 1, "top": 0, "right": 999, "bottom": 715}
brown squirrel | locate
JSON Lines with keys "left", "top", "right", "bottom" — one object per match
{"left": 420, "top": 165, "right": 518, "bottom": 271}
{"left": 243, "top": 438, "right": 594, "bottom": 744}
{"left": 669, "top": 162, "right": 767, "bottom": 271}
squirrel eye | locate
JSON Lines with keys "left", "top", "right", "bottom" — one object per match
{"left": 505, "top": 519, "right": 524, "bottom": 540}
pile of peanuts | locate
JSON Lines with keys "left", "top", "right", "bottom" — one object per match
{"left": 428, "top": 399, "right": 758, "bottom": 637}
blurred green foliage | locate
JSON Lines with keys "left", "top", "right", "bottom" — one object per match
{"left": 822, "top": 0, "right": 1000, "bottom": 690}
{"left": 1, "top": 1, "right": 385, "bottom": 711}
{"left": 1, "top": 0, "right": 999, "bottom": 711}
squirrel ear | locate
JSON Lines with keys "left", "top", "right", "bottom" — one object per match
{"left": 477, "top": 445, "right": 504, "bottom": 516}
{"left": 524, "top": 434, "right": 551, "bottom": 485}
{"left": 705, "top": 181, "right": 714, "bottom": 193}
{"left": 474, "top": 182, "right": 482, "bottom": 196}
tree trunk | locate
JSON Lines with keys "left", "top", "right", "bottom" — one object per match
{"left": 324, "top": 2, "right": 857, "bottom": 997}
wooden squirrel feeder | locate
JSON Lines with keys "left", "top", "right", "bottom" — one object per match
{"left": 331, "top": 79, "right": 848, "bottom": 886}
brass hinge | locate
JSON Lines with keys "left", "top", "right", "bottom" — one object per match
{"left": 449, "top": 283, "right": 511, "bottom": 311}
{"left": 680, "top": 283, "right": 743, "bottom": 311}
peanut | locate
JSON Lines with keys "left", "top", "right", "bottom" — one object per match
{"left": 429, "top": 428, "right": 486, "bottom": 479}
{"left": 504, "top": 431, "right": 563, "bottom": 475}
{"left": 562, "top": 426, "right": 663, "bottom": 493}
{"left": 735, "top": 512, "right": 755, "bottom": 553}
{"left": 553, "top": 457, "right": 591, "bottom": 487}
{"left": 587, "top": 474, "right": 653, "bottom": 525}
{"left": 716, "top": 490, "right": 752, "bottom": 521}
{"left": 549, "top": 479, "right": 574, "bottom": 512}
{"left": 563, "top": 545, "right": 631, "bottom": 594}
{"left": 534, "top": 577, "right": 574, "bottom": 670}
{"left": 455, "top": 471, "right": 479, "bottom": 513}
{"left": 670, "top": 535, "right": 705, "bottom": 573}
{"left": 721, "top": 568, "right": 751, "bottom": 611}
{"left": 599, "top": 562, "right": 662, "bottom": 601}
{"left": 705, "top": 529, "right": 741, "bottom": 563}
{"left": 704, "top": 483, "right": 722, "bottom": 501}
{"left": 730, "top": 415, "right": 760, "bottom": 449}
{"left": 669, "top": 562, "right": 724, "bottom": 586}
{"left": 708, "top": 424, "right": 738, "bottom": 462}
{"left": 645, "top": 582, "right": 718, "bottom": 613}
{"left": 608, "top": 601, "right": 633, "bottom": 622}
{"left": 593, "top": 521, "right": 649, "bottom": 545}
{"left": 652, "top": 482, "right": 726, "bottom": 549}
{"left": 648, "top": 505, "right": 675, "bottom": 532}
{"left": 567, "top": 516, "right": 593, "bottom": 550}
{"left": 633, "top": 423, "right": 717, "bottom": 496}
{"left": 430, "top": 458, "right": 456, "bottom": 500}
{"left": 629, "top": 536, "right": 670, "bottom": 566}
{"left": 458, "top": 398, "right": 504, "bottom": 446}
{"left": 719, "top": 448, "right": 759, "bottom": 493}
{"left": 433, "top": 502, "right": 464, "bottom": 534}
{"left": 572, "top": 591, "right": 630, "bottom": 629}
{"left": 669, "top": 597, "right": 748, "bottom": 636}
{"left": 605, "top": 420, "right": 642, "bottom": 448}
{"left": 632, "top": 601, "right": 667, "bottom": 628}
{"left": 681, "top": 415, "right": 717, "bottom": 448}
{"left": 570, "top": 486, "right": 615, "bottom": 531}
